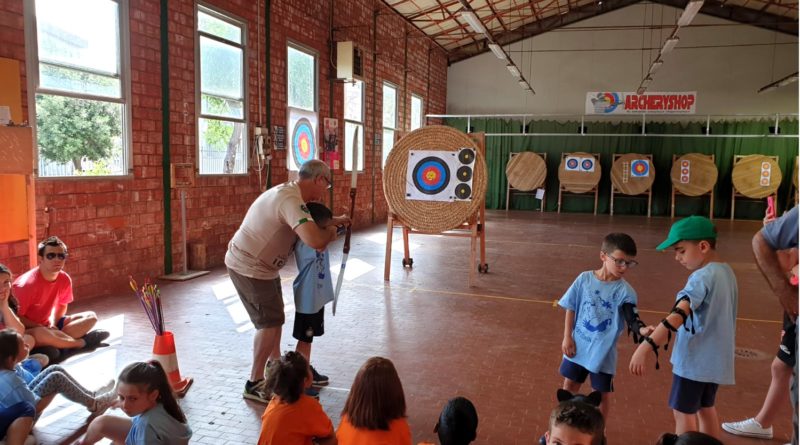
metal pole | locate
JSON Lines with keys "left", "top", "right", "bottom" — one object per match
{"left": 181, "top": 190, "right": 187, "bottom": 274}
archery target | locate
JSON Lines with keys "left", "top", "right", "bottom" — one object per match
{"left": 760, "top": 161, "right": 772, "bottom": 186}
{"left": 580, "top": 157, "right": 596, "bottom": 172}
{"left": 412, "top": 157, "right": 450, "bottom": 195}
{"left": 405, "top": 148, "right": 476, "bottom": 202}
{"left": 287, "top": 108, "right": 318, "bottom": 171}
{"left": 565, "top": 157, "right": 581, "bottom": 171}
{"left": 631, "top": 159, "right": 650, "bottom": 177}
{"left": 680, "top": 159, "right": 691, "bottom": 184}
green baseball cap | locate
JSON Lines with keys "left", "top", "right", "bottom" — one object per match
{"left": 656, "top": 215, "right": 717, "bottom": 251}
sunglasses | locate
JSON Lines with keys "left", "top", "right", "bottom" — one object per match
{"left": 45, "top": 252, "right": 68, "bottom": 260}
{"left": 605, "top": 253, "right": 638, "bottom": 268}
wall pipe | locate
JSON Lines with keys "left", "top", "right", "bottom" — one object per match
{"left": 265, "top": 0, "right": 272, "bottom": 189}
{"left": 160, "top": 0, "right": 172, "bottom": 274}
{"left": 370, "top": 6, "right": 378, "bottom": 224}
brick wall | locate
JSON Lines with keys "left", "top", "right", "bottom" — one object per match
{"left": 0, "top": 0, "right": 447, "bottom": 300}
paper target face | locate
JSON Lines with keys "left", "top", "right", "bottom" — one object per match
{"left": 760, "top": 161, "right": 772, "bottom": 186}
{"left": 580, "top": 157, "right": 596, "bottom": 172}
{"left": 631, "top": 159, "right": 650, "bottom": 177}
{"left": 565, "top": 157, "right": 581, "bottom": 171}
{"left": 292, "top": 118, "right": 317, "bottom": 168}
{"left": 412, "top": 157, "right": 451, "bottom": 195}
{"left": 680, "top": 160, "right": 691, "bottom": 184}
{"left": 406, "top": 148, "right": 476, "bottom": 202}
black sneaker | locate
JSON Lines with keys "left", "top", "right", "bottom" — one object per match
{"left": 83, "top": 330, "right": 110, "bottom": 349}
{"left": 310, "top": 365, "right": 329, "bottom": 387}
{"left": 243, "top": 379, "right": 272, "bottom": 404}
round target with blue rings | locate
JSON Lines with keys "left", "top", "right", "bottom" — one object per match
{"left": 412, "top": 157, "right": 451, "bottom": 195}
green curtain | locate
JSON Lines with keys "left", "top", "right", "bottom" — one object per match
{"left": 445, "top": 118, "right": 798, "bottom": 219}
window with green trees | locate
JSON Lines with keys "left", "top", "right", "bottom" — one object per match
{"left": 197, "top": 5, "right": 247, "bottom": 175}
{"left": 29, "top": 0, "right": 129, "bottom": 177}
{"left": 344, "top": 80, "right": 364, "bottom": 171}
{"left": 382, "top": 83, "right": 398, "bottom": 167}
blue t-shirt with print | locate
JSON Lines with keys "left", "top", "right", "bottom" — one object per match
{"left": 293, "top": 240, "right": 334, "bottom": 314}
{"left": 670, "top": 262, "right": 738, "bottom": 385}
{"left": 559, "top": 271, "right": 638, "bottom": 375}
{"left": 126, "top": 403, "right": 192, "bottom": 445}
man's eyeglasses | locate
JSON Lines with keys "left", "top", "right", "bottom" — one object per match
{"left": 605, "top": 253, "right": 638, "bottom": 268}
{"left": 322, "top": 176, "right": 332, "bottom": 190}
{"left": 45, "top": 253, "right": 68, "bottom": 261}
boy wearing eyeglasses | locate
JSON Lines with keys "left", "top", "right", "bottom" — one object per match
{"left": 629, "top": 216, "right": 737, "bottom": 439}
{"left": 557, "top": 233, "right": 651, "bottom": 421}
{"left": 12, "top": 236, "right": 108, "bottom": 354}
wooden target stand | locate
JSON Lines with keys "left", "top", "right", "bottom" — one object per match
{"left": 383, "top": 133, "right": 488, "bottom": 287}
{"left": 730, "top": 154, "right": 781, "bottom": 220}
{"left": 557, "top": 152, "right": 601, "bottom": 215}
{"left": 505, "top": 151, "right": 547, "bottom": 211}
{"left": 610, "top": 153, "right": 654, "bottom": 217}
{"left": 670, "top": 154, "right": 717, "bottom": 219}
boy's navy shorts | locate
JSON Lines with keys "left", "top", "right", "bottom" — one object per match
{"left": 669, "top": 374, "right": 718, "bottom": 414}
{"left": 559, "top": 358, "right": 614, "bottom": 392}
{"left": 777, "top": 313, "right": 796, "bottom": 367}
{"left": 292, "top": 307, "right": 324, "bottom": 343}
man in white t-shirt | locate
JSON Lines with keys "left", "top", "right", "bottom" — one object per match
{"left": 225, "top": 159, "right": 348, "bottom": 403}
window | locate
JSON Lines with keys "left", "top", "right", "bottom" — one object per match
{"left": 382, "top": 83, "right": 398, "bottom": 167}
{"left": 287, "top": 44, "right": 317, "bottom": 172}
{"left": 27, "top": 0, "right": 130, "bottom": 177}
{"left": 410, "top": 94, "right": 424, "bottom": 131}
{"left": 344, "top": 80, "right": 364, "bottom": 171}
{"left": 197, "top": 5, "right": 247, "bottom": 175}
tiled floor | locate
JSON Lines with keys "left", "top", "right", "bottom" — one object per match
{"left": 29, "top": 211, "right": 794, "bottom": 444}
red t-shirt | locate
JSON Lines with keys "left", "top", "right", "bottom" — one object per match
{"left": 336, "top": 415, "right": 412, "bottom": 445}
{"left": 12, "top": 267, "right": 73, "bottom": 326}
{"left": 257, "top": 395, "right": 334, "bottom": 445}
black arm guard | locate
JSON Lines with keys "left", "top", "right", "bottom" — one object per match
{"left": 670, "top": 296, "right": 695, "bottom": 334}
{"left": 622, "top": 303, "right": 647, "bottom": 344}
{"left": 643, "top": 336, "right": 661, "bottom": 370}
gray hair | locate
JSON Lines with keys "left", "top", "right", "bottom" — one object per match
{"left": 298, "top": 159, "right": 330, "bottom": 181}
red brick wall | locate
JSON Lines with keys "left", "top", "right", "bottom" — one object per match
{"left": 0, "top": 0, "right": 447, "bottom": 300}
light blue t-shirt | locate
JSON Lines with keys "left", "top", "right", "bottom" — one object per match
{"left": 126, "top": 403, "right": 192, "bottom": 445}
{"left": 293, "top": 240, "right": 334, "bottom": 314}
{"left": 0, "top": 369, "right": 36, "bottom": 409}
{"left": 670, "top": 262, "right": 738, "bottom": 385}
{"left": 558, "top": 271, "right": 638, "bottom": 375}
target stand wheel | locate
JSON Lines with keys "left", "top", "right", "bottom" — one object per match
{"left": 402, "top": 257, "right": 414, "bottom": 268}
{"left": 478, "top": 263, "right": 489, "bottom": 274}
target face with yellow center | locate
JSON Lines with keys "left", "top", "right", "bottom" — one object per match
{"left": 292, "top": 118, "right": 317, "bottom": 169}
{"left": 405, "top": 148, "right": 476, "bottom": 202}
{"left": 413, "top": 157, "right": 450, "bottom": 195}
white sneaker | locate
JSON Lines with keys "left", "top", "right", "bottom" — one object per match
{"left": 721, "top": 417, "right": 773, "bottom": 439}
{"left": 92, "top": 379, "right": 116, "bottom": 397}
{"left": 89, "top": 390, "right": 118, "bottom": 415}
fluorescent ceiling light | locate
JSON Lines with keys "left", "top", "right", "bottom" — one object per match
{"left": 661, "top": 37, "right": 680, "bottom": 56}
{"left": 461, "top": 10, "right": 487, "bottom": 35}
{"left": 648, "top": 60, "right": 664, "bottom": 75}
{"left": 642, "top": 76, "right": 653, "bottom": 86}
{"left": 677, "top": 0, "right": 704, "bottom": 27}
{"left": 758, "top": 71, "right": 799, "bottom": 93}
{"left": 518, "top": 80, "right": 528, "bottom": 88}
{"left": 488, "top": 43, "right": 506, "bottom": 59}
{"left": 507, "top": 64, "right": 521, "bottom": 77}
{"left": 637, "top": 87, "right": 647, "bottom": 95}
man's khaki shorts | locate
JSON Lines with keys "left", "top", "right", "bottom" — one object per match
{"left": 227, "top": 268, "right": 285, "bottom": 329}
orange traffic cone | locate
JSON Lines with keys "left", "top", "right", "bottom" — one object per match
{"left": 152, "top": 331, "right": 193, "bottom": 397}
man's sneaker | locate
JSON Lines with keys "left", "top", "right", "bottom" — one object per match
{"left": 305, "top": 386, "right": 320, "bottom": 400}
{"left": 721, "top": 417, "right": 773, "bottom": 439}
{"left": 243, "top": 379, "right": 272, "bottom": 404}
{"left": 90, "top": 390, "right": 118, "bottom": 415}
{"left": 83, "top": 330, "right": 111, "bottom": 349}
{"left": 310, "top": 365, "right": 329, "bottom": 387}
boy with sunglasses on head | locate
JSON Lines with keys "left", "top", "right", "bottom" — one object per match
{"left": 629, "top": 216, "right": 737, "bottom": 439}
{"left": 12, "top": 236, "right": 108, "bottom": 355}
{"left": 557, "top": 233, "right": 651, "bottom": 421}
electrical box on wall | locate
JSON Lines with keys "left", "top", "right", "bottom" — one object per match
{"left": 337, "top": 41, "right": 363, "bottom": 82}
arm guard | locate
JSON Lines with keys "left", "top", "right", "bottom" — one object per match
{"left": 670, "top": 296, "right": 695, "bottom": 334}
{"left": 621, "top": 303, "right": 646, "bottom": 344}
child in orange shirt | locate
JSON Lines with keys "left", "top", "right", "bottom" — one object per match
{"left": 336, "top": 357, "right": 411, "bottom": 445}
{"left": 257, "top": 351, "right": 336, "bottom": 445}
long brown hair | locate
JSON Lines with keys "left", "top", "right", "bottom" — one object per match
{"left": 341, "top": 356, "right": 406, "bottom": 430}
{"left": 119, "top": 360, "right": 186, "bottom": 423}
{"left": 0, "top": 329, "right": 20, "bottom": 369}
{"left": 265, "top": 351, "right": 308, "bottom": 404}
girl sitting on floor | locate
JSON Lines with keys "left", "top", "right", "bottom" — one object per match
{"left": 257, "top": 351, "right": 336, "bottom": 445}
{"left": 79, "top": 360, "right": 192, "bottom": 445}
{"left": 336, "top": 356, "right": 411, "bottom": 445}
{"left": 0, "top": 329, "right": 116, "bottom": 445}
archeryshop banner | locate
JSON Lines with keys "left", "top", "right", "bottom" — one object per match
{"left": 586, "top": 92, "right": 697, "bottom": 115}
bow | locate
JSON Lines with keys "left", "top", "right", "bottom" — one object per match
{"left": 333, "top": 127, "right": 358, "bottom": 315}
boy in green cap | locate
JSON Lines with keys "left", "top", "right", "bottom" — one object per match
{"left": 629, "top": 216, "right": 738, "bottom": 440}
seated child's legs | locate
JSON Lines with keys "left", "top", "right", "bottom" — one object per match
{"left": 559, "top": 359, "right": 588, "bottom": 392}
{"left": 0, "top": 401, "right": 35, "bottom": 443}
{"left": 30, "top": 367, "right": 96, "bottom": 409}
{"left": 669, "top": 374, "right": 719, "bottom": 433}
{"left": 83, "top": 414, "right": 132, "bottom": 445}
